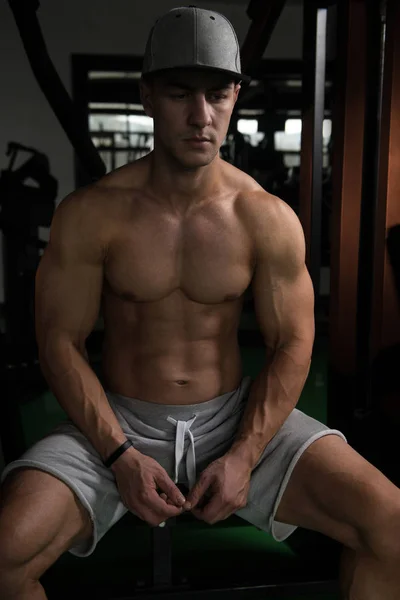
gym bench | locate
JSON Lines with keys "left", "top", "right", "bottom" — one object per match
{"left": 108, "top": 516, "right": 340, "bottom": 599}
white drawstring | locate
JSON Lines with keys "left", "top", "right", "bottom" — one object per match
{"left": 159, "top": 414, "right": 197, "bottom": 527}
{"left": 167, "top": 414, "right": 197, "bottom": 489}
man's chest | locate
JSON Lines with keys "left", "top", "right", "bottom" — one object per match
{"left": 104, "top": 206, "right": 255, "bottom": 304}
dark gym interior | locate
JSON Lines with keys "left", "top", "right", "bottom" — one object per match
{"left": 0, "top": 0, "right": 399, "bottom": 598}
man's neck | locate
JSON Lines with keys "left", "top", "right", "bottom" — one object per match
{"left": 145, "top": 150, "right": 222, "bottom": 213}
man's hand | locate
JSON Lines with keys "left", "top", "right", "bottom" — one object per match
{"left": 185, "top": 453, "right": 252, "bottom": 524}
{"left": 112, "top": 448, "right": 191, "bottom": 526}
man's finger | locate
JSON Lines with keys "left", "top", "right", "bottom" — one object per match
{"left": 157, "top": 476, "right": 187, "bottom": 507}
{"left": 186, "top": 478, "right": 211, "bottom": 509}
{"left": 192, "top": 495, "right": 228, "bottom": 522}
{"left": 159, "top": 491, "right": 191, "bottom": 509}
{"left": 148, "top": 488, "right": 184, "bottom": 516}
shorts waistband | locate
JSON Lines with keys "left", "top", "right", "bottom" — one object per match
{"left": 105, "top": 376, "right": 253, "bottom": 423}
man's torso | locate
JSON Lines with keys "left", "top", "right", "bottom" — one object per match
{"left": 90, "top": 156, "right": 264, "bottom": 405}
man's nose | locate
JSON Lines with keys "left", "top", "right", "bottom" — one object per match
{"left": 188, "top": 95, "right": 212, "bottom": 129}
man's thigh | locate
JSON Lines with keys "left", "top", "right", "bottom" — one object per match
{"left": 234, "top": 408, "right": 346, "bottom": 540}
{"left": 0, "top": 422, "right": 126, "bottom": 557}
{"left": 274, "top": 434, "right": 400, "bottom": 552}
{"left": 0, "top": 467, "right": 92, "bottom": 579}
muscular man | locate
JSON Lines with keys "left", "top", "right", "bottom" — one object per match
{"left": 1, "top": 7, "right": 400, "bottom": 600}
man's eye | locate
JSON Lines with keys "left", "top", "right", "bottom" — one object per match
{"left": 170, "top": 93, "right": 227, "bottom": 101}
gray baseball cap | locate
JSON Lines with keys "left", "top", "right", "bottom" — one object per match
{"left": 142, "top": 6, "right": 251, "bottom": 85}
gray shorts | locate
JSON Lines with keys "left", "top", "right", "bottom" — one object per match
{"left": 0, "top": 376, "right": 346, "bottom": 557}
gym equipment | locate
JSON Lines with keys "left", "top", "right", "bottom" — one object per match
{"left": 328, "top": 0, "right": 400, "bottom": 472}
{"left": 8, "top": 0, "right": 105, "bottom": 182}
{"left": 387, "top": 225, "right": 400, "bottom": 303}
{"left": 111, "top": 519, "right": 339, "bottom": 600}
{"left": 0, "top": 142, "right": 57, "bottom": 464}
{"left": 299, "top": 4, "right": 328, "bottom": 311}
{"left": 0, "top": 142, "right": 56, "bottom": 351}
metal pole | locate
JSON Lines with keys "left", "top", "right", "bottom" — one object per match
{"left": 328, "top": 0, "right": 367, "bottom": 435}
{"left": 355, "top": 0, "right": 386, "bottom": 417}
{"left": 300, "top": 3, "right": 327, "bottom": 308}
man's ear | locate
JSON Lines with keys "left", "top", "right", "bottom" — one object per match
{"left": 140, "top": 80, "right": 154, "bottom": 119}
{"left": 233, "top": 83, "right": 242, "bottom": 104}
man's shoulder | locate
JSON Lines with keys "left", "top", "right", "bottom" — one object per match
{"left": 230, "top": 170, "right": 303, "bottom": 259}
{"left": 57, "top": 183, "right": 112, "bottom": 230}
{"left": 59, "top": 161, "right": 144, "bottom": 226}
{"left": 230, "top": 169, "right": 282, "bottom": 227}
{"left": 54, "top": 180, "right": 127, "bottom": 255}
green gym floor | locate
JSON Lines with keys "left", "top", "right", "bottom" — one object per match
{"left": 16, "top": 335, "right": 341, "bottom": 598}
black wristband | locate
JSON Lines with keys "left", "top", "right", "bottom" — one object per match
{"left": 104, "top": 440, "right": 133, "bottom": 468}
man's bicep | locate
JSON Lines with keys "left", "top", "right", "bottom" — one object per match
{"left": 35, "top": 194, "right": 104, "bottom": 353}
{"left": 251, "top": 196, "right": 315, "bottom": 351}
{"left": 253, "top": 264, "right": 315, "bottom": 348}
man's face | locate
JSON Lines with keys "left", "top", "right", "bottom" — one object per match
{"left": 140, "top": 68, "right": 241, "bottom": 169}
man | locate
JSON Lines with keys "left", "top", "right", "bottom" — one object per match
{"left": 0, "top": 6, "right": 400, "bottom": 599}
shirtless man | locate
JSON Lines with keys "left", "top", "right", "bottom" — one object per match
{"left": 1, "top": 6, "right": 400, "bottom": 600}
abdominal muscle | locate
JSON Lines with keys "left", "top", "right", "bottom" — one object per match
{"left": 101, "top": 296, "right": 244, "bottom": 405}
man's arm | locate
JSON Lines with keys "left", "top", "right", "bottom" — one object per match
{"left": 35, "top": 190, "right": 134, "bottom": 466}
{"left": 228, "top": 193, "right": 315, "bottom": 469}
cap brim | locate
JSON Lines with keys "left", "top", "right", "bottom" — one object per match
{"left": 142, "top": 65, "right": 252, "bottom": 85}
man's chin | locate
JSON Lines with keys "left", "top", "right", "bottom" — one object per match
{"left": 177, "top": 148, "right": 218, "bottom": 169}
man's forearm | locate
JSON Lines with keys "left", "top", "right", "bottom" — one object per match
{"left": 40, "top": 338, "right": 131, "bottom": 463}
{"left": 228, "top": 342, "right": 313, "bottom": 469}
